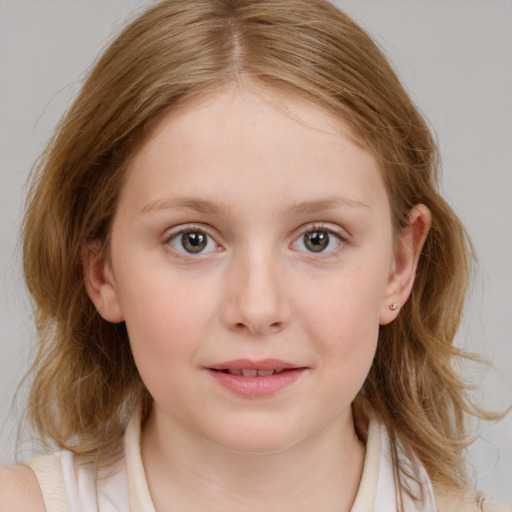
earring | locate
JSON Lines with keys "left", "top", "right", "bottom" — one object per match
{"left": 389, "top": 303, "right": 399, "bottom": 311}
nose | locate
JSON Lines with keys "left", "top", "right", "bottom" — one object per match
{"left": 221, "top": 247, "right": 291, "bottom": 336}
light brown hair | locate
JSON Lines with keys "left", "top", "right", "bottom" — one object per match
{"left": 22, "top": 0, "right": 494, "bottom": 499}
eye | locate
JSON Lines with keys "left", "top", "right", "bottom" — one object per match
{"left": 168, "top": 230, "right": 218, "bottom": 255}
{"left": 292, "top": 228, "right": 343, "bottom": 254}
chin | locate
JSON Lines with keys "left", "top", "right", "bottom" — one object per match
{"left": 206, "top": 423, "right": 305, "bottom": 455}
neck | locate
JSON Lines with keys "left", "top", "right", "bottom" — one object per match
{"left": 141, "top": 406, "right": 365, "bottom": 512}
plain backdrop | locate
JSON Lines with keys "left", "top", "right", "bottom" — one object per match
{"left": 0, "top": 0, "right": 511, "bottom": 505}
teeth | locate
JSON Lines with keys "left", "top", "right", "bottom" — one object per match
{"left": 225, "top": 369, "right": 285, "bottom": 376}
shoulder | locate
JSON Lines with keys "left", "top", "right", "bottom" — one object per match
{"left": 0, "top": 464, "right": 46, "bottom": 511}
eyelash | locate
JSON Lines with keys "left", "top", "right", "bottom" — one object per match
{"left": 163, "top": 224, "right": 220, "bottom": 257}
{"left": 291, "top": 224, "right": 346, "bottom": 256}
{"left": 162, "top": 223, "right": 347, "bottom": 258}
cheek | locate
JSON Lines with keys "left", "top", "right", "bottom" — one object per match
{"left": 299, "top": 280, "right": 380, "bottom": 408}
{"left": 122, "top": 281, "right": 217, "bottom": 409}
{"left": 299, "top": 262, "right": 387, "bottom": 331}
{"left": 294, "top": 261, "right": 387, "bottom": 373}
{"left": 117, "top": 272, "right": 218, "bottom": 367}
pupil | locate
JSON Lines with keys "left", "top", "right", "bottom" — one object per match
{"left": 305, "top": 230, "right": 329, "bottom": 252}
{"left": 182, "top": 232, "right": 207, "bottom": 253}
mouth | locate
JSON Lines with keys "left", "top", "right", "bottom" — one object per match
{"left": 214, "top": 368, "right": 288, "bottom": 377}
{"left": 206, "top": 359, "right": 306, "bottom": 396}
{"left": 208, "top": 359, "right": 305, "bottom": 375}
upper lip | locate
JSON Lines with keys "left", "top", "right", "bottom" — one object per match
{"left": 208, "top": 359, "right": 304, "bottom": 371}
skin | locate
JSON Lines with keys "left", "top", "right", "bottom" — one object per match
{"left": 77, "top": 85, "right": 430, "bottom": 512}
{"left": 0, "top": 465, "right": 45, "bottom": 511}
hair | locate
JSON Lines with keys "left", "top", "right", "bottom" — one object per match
{"left": 21, "top": 0, "right": 496, "bottom": 500}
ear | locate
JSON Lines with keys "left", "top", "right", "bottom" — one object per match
{"left": 82, "top": 242, "right": 124, "bottom": 323}
{"left": 379, "top": 204, "right": 431, "bottom": 325}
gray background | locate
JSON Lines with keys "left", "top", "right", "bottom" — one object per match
{"left": 0, "top": 0, "right": 510, "bottom": 504}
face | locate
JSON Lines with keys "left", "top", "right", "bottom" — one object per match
{"left": 86, "top": 86, "right": 422, "bottom": 454}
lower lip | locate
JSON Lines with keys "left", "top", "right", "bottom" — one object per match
{"left": 207, "top": 369, "right": 305, "bottom": 397}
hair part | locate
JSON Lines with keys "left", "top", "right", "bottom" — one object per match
{"left": 22, "top": 0, "right": 497, "bottom": 497}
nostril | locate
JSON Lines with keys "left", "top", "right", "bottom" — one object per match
{"left": 232, "top": 320, "right": 284, "bottom": 334}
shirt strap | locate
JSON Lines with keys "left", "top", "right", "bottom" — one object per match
{"left": 24, "top": 454, "right": 72, "bottom": 512}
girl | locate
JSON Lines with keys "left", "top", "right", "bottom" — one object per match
{"left": 0, "top": 0, "right": 508, "bottom": 510}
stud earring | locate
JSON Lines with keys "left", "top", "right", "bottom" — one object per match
{"left": 389, "top": 303, "right": 399, "bottom": 311}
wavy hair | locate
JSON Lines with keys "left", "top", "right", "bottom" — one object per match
{"left": 22, "top": 0, "right": 494, "bottom": 498}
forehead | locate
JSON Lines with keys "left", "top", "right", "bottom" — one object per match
{"left": 119, "top": 86, "right": 388, "bottom": 218}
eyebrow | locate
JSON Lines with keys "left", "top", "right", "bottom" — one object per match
{"left": 285, "top": 197, "right": 370, "bottom": 214}
{"left": 140, "top": 197, "right": 229, "bottom": 215}
{"left": 140, "top": 195, "right": 369, "bottom": 216}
